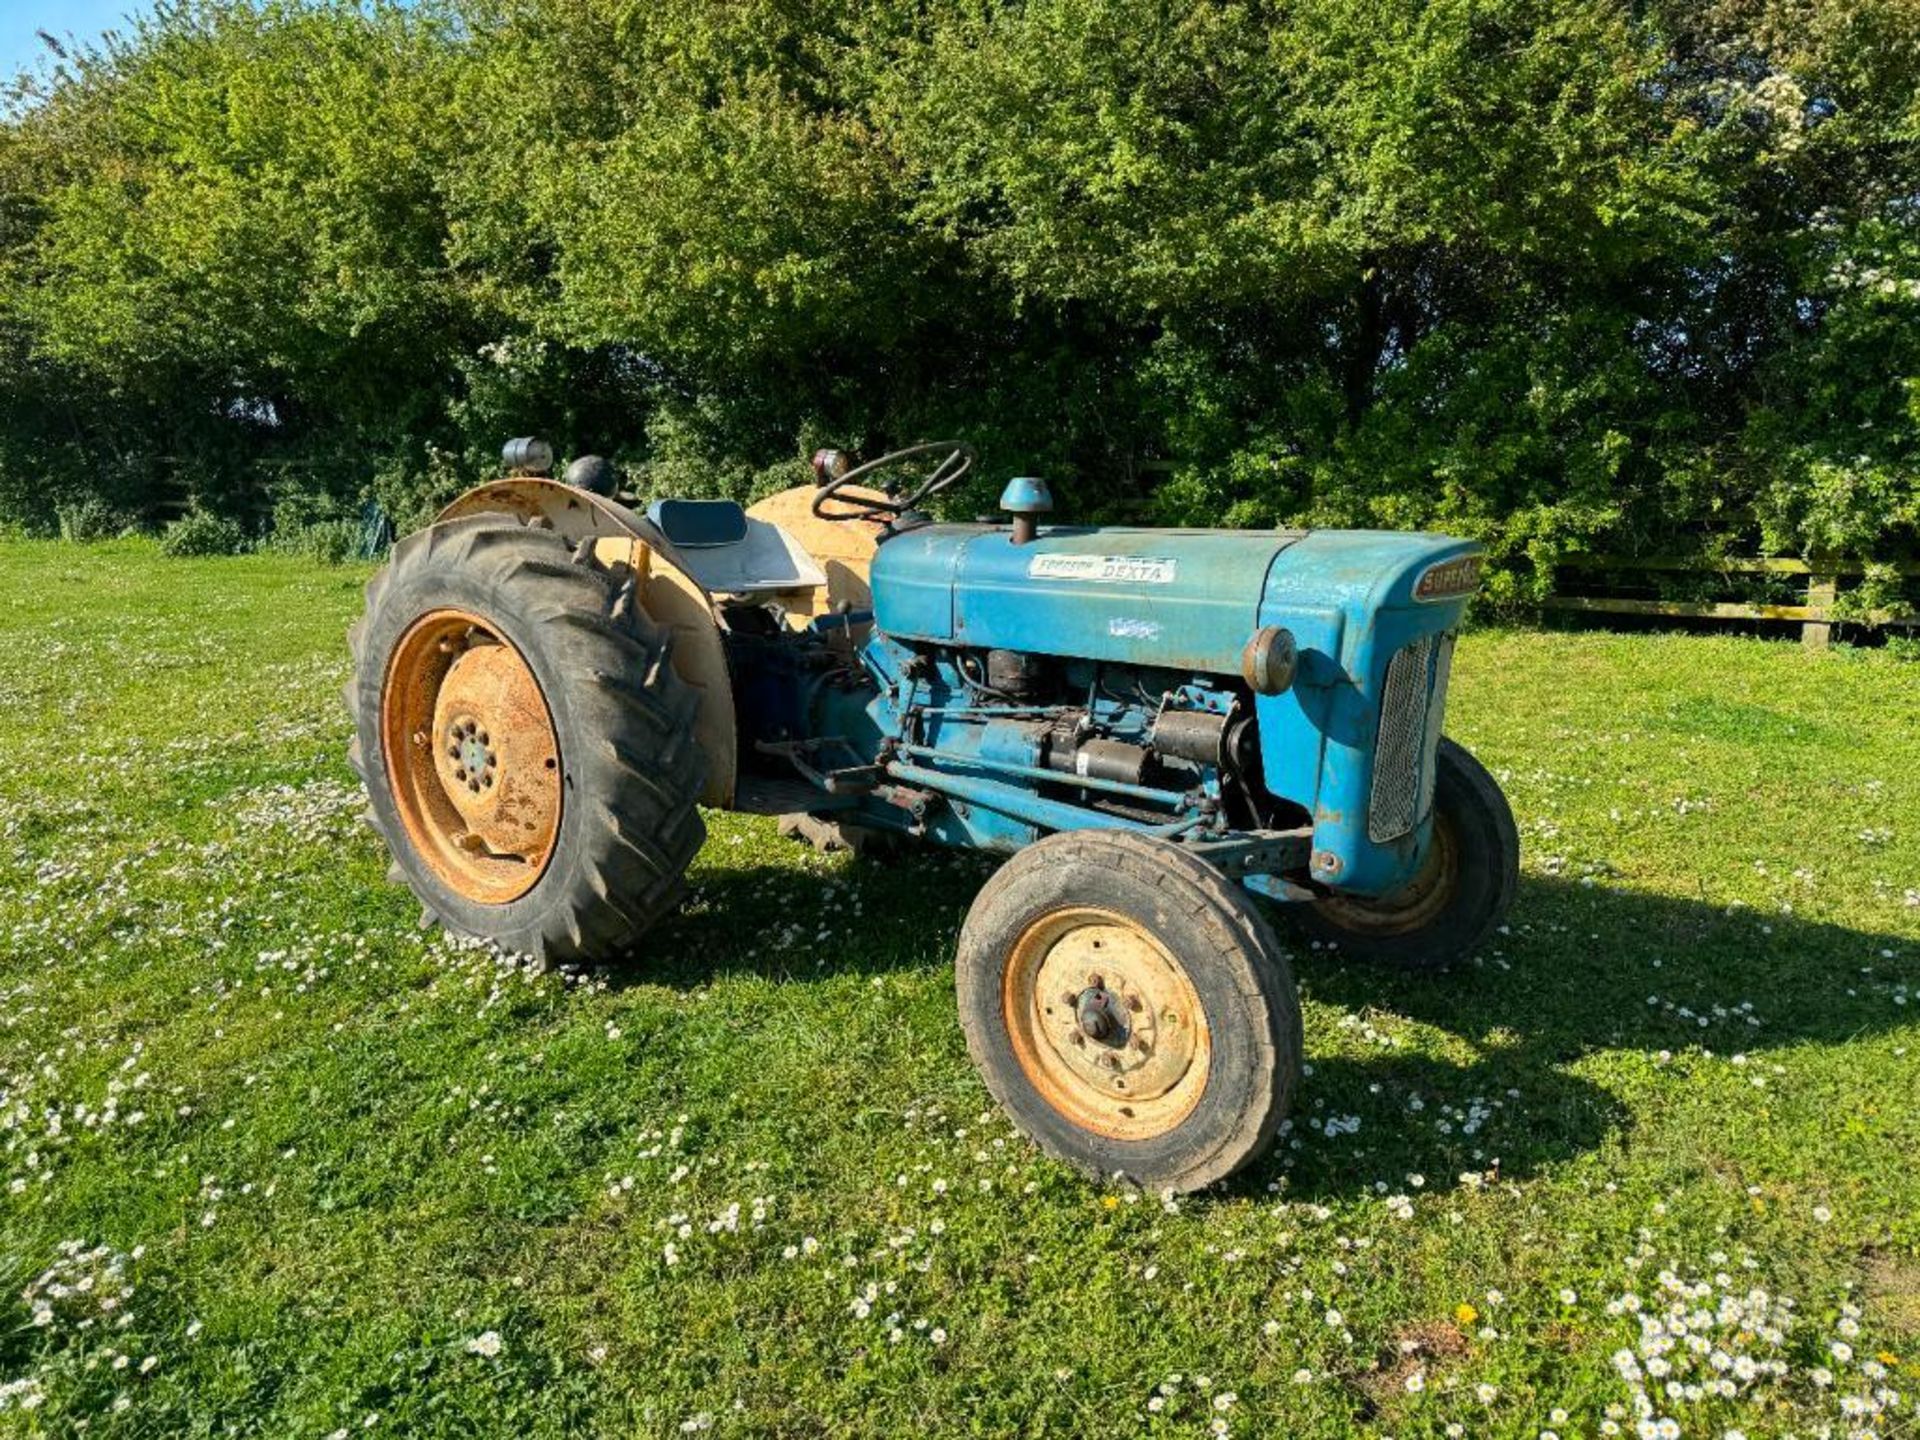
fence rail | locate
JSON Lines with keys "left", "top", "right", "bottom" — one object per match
{"left": 1549, "top": 554, "right": 1920, "bottom": 650}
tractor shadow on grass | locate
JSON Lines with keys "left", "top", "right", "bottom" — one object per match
{"left": 1238, "top": 872, "right": 1916, "bottom": 1202}
{"left": 623, "top": 844, "right": 1914, "bottom": 1204}
{"left": 612, "top": 842, "right": 997, "bottom": 989}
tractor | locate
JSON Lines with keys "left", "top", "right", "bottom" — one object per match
{"left": 347, "top": 440, "right": 1518, "bottom": 1192}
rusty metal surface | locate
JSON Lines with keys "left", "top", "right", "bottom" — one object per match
{"left": 1000, "top": 906, "right": 1210, "bottom": 1142}
{"left": 381, "top": 609, "right": 561, "bottom": 905}
{"left": 435, "top": 478, "right": 651, "bottom": 548}
{"left": 1313, "top": 809, "right": 1459, "bottom": 936}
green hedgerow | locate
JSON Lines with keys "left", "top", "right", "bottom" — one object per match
{"left": 159, "top": 509, "right": 249, "bottom": 557}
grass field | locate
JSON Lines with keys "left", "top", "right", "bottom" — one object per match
{"left": 0, "top": 537, "right": 1916, "bottom": 1439}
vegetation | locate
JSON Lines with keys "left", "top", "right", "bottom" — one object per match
{"left": 0, "top": 540, "right": 1915, "bottom": 1435}
{"left": 1, "top": 0, "right": 1917, "bottom": 592}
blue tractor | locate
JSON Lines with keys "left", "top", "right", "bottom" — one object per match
{"left": 348, "top": 441, "right": 1517, "bottom": 1191}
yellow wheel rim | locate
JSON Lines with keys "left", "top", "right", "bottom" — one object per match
{"left": 1001, "top": 906, "right": 1210, "bottom": 1142}
{"left": 1314, "top": 811, "right": 1459, "bottom": 936}
{"left": 380, "top": 609, "right": 562, "bottom": 905}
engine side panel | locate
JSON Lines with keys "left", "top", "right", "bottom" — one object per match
{"left": 869, "top": 521, "right": 1481, "bottom": 897}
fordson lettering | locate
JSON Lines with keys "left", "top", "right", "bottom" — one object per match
{"left": 1027, "top": 553, "right": 1179, "bottom": 584}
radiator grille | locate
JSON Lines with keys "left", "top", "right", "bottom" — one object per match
{"left": 1369, "top": 632, "right": 1455, "bottom": 842}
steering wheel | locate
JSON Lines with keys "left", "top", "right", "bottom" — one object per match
{"left": 811, "top": 441, "right": 975, "bottom": 522}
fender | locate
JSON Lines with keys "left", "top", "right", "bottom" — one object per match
{"left": 434, "top": 479, "right": 738, "bottom": 807}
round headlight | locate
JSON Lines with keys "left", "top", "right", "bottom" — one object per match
{"left": 811, "top": 448, "right": 851, "bottom": 485}
{"left": 565, "top": 455, "right": 617, "bottom": 495}
{"left": 1241, "top": 626, "right": 1297, "bottom": 696}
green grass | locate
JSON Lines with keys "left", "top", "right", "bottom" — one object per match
{"left": 1, "top": 536, "right": 1916, "bottom": 1439}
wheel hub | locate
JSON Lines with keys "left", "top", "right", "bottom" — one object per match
{"left": 1074, "top": 984, "right": 1127, "bottom": 1045}
{"left": 380, "top": 611, "right": 563, "bottom": 904}
{"left": 452, "top": 725, "right": 493, "bottom": 784}
{"left": 1002, "top": 908, "right": 1211, "bottom": 1141}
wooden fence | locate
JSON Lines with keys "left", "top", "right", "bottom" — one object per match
{"left": 1548, "top": 555, "right": 1920, "bottom": 650}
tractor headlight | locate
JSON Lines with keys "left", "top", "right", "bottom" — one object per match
{"left": 811, "top": 448, "right": 851, "bottom": 485}
{"left": 502, "top": 437, "right": 554, "bottom": 477}
{"left": 1241, "top": 626, "right": 1297, "bottom": 695}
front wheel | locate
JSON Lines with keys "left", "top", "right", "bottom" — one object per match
{"left": 956, "top": 831, "right": 1302, "bottom": 1192}
{"left": 1291, "top": 738, "right": 1518, "bottom": 971}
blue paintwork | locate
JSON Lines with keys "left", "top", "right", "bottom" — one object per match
{"left": 873, "top": 524, "right": 1303, "bottom": 672}
{"left": 1254, "top": 531, "right": 1478, "bottom": 892}
{"left": 998, "top": 476, "right": 1054, "bottom": 514}
{"left": 854, "top": 520, "right": 1479, "bottom": 896}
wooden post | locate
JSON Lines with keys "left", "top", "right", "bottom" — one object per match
{"left": 1803, "top": 564, "right": 1836, "bottom": 651}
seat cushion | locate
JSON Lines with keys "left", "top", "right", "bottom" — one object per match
{"left": 647, "top": 498, "right": 748, "bottom": 549}
{"left": 641, "top": 499, "right": 829, "bottom": 595}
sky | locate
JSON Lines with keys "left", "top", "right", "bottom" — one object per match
{"left": 2, "top": 0, "right": 152, "bottom": 79}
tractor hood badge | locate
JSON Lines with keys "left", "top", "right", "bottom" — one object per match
{"left": 1028, "top": 553, "right": 1179, "bottom": 584}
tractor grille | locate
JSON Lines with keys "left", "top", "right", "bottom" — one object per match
{"left": 1369, "top": 632, "right": 1455, "bottom": 843}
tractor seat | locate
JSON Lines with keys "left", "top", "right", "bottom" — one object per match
{"left": 644, "top": 498, "right": 826, "bottom": 596}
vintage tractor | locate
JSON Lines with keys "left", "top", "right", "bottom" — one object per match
{"left": 347, "top": 440, "right": 1517, "bottom": 1191}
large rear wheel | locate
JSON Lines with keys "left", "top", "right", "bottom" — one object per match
{"left": 956, "top": 831, "right": 1302, "bottom": 1192}
{"left": 347, "top": 514, "right": 707, "bottom": 963}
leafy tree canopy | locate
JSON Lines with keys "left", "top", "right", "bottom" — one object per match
{"left": 1, "top": 0, "right": 1915, "bottom": 592}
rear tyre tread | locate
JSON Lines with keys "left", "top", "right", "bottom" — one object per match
{"left": 347, "top": 514, "right": 707, "bottom": 965}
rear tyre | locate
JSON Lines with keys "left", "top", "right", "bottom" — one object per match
{"left": 1291, "top": 738, "right": 1517, "bottom": 971}
{"left": 347, "top": 514, "right": 707, "bottom": 964}
{"left": 956, "top": 831, "right": 1302, "bottom": 1192}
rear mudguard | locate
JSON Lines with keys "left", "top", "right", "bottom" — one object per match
{"left": 431, "top": 480, "right": 740, "bottom": 807}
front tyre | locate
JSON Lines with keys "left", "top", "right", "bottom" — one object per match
{"left": 347, "top": 514, "right": 707, "bottom": 964}
{"left": 956, "top": 831, "right": 1302, "bottom": 1192}
{"left": 1292, "top": 738, "right": 1518, "bottom": 971}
